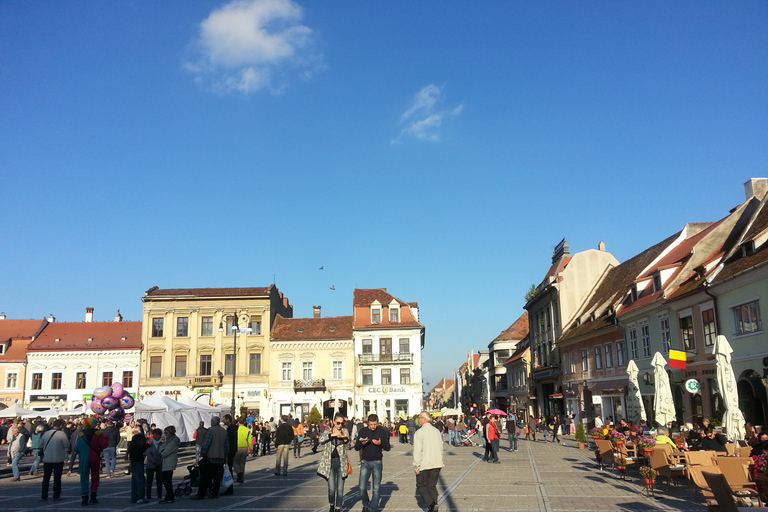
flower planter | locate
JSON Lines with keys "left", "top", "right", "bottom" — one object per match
{"left": 643, "top": 478, "right": 655, "bottom": 488}
{"left": 578, "top": 442, "right": 585, "bottom": 449}
{"left": 614, "top": 439, "right": 624, "bottom": 447}
{"left": 642, "top": 448, "right": 653, "bottom": 457}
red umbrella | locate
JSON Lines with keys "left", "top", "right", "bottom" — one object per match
{"left": 486, "top": 409, "right": 507, "bottom": 415}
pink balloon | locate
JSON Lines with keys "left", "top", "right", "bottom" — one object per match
{"left": 93, "top": 385, "right": 112, "bottom": 400}
{"left": 90, "top": 399, "right": 106, "bottom": 415}
{"left": 102, "top": 396, "right": 119, "bottom": 410}
{"left": 111, "top": 382, "right": 124, "bottom": 396}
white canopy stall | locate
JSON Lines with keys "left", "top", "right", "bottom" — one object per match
{"left": 133, "top": 394, "right": 198, "bottom": 442}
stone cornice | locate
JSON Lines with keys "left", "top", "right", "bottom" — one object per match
{"left": 271, "top": 341, "right": 354, "bottom": 350}
{"left": 27, "top": 350, "right": 140, "bottom": 358}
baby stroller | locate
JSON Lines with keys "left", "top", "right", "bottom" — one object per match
{"left": 458, "top": 428, "right": 480, "bottom": 447}
{"left": 174, "top": 464, "right": 199, "bottom": 497}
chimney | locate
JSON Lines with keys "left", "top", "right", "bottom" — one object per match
{"left": 47, "top": 315, "right": 55, "bottom": 323}
{"left": 313, "top": 306, "right": 321, "bottom": 318}
{"left": 745, "top": 178, "right": 768, "bottom": 200}
{"left": 0, "top": 313, "right": 5, "bottom": 320}
{"left": 598, "top": 240, "right": 606, "bottom": 251}
{"left": 114, "top": 309, "right": 123, "bottom": 322}
{"left": 85, "top": 307, "right": 94, "bottom": 322}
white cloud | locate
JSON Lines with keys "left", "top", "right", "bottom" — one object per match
{"left": 186, "top": 0, "right": 322, "bottom": 94}
{"left": 392, "top": 85, "right": 463, "bottom": 144}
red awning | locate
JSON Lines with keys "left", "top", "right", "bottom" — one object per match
{"left": 549, "top": 393, "right": 564, "bottom": 399}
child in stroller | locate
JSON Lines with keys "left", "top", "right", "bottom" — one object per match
{"left": 458, "top": 428, "right": 480, "bottom": 447}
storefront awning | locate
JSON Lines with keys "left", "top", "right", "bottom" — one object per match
{"left": 588, "top": 380, "right": 627, "bottom": 397}
{"left": 549, "top": 393, "right": 564, "bottom": 399}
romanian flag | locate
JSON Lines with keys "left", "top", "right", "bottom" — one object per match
{"left": 669, "top": 349, "right": 687, "bottom": 369}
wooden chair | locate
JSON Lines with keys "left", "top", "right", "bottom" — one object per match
{"left": 702, "top": 472, "right": 768, "bottom": 512}
{"left": 689, "top": 465, "right": 721, "bottom": 508}
{"left": 686, "top": 451, "right": 718, "bottom": 479}
{"left": 650, "top": 446, "right": 686, "bottom": 487}
{"left": 725, "top": 443, "right": 737, "bottom": 456}
{"left": 657, "top": 441, "right": 687, "bottom": 465}
{"left": 595, "top": 439, "right": 615, "bottom": 470}
{"left": 714, "top": 457, "right": 757, "bottom": 491}
{"left": 615, "top": 443, "right": 639, "bottom": 470}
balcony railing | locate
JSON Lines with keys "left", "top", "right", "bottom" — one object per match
{"left": 358, "top": 353, "right": 414, "bottom": 364}
{"left": 294, "top": 378, "right": 326, "bottom": 392}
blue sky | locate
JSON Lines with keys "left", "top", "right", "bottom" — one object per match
{"left": 2, "top": 1, "right": 767, "bottom": 390}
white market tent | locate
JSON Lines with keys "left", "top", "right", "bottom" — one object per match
{"left": 0, "top": 403, "right": 35, "bottom": 418}
{"left": 36, "top": 408, "right": 64, "bottom": 418}
{"left": 134, "top": 394, "right": 198, "bottom": 442}
{"left": 177, "top": 396, "right": 229, "bottom": 418}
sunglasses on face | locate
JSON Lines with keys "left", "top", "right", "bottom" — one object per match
{"left": 334, "top": 421, "right": 343, "bottom": 425}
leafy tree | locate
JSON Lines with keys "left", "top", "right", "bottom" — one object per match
{"left": 524, "top": 284, "right": 538, "bottom": 302}
{"left": 574, "top": 422, "right": 587, "bottom": 443}
{"left": 306, "top": 406, "right": 322, "bottom": 425}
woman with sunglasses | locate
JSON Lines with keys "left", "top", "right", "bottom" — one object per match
{"left": 317, "top": 413, "right": 350, "bottom": 512}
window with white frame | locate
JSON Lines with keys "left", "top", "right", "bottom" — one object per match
{"left": 371, "top": 308, "right": 381, "bottom": 324}
{"left": 400, "top": 368, "right": 410, "bottom": 384}
{"left": 581, "top": 349, "right": 588, "bottom": 371}
{"left": 605, "top": 345, "right": 614, "bottom": 368}
{"left": 640, "top": 322, "right": 651, "bottom": 358}
{"left": 362, "top": 368, "right": 373, "bottom": 385}
{"left": 332, "top": 361, "right": 342, "bottom": 380}
{"left": 594, "top": 346, "right": 603, "bottom": 369}
{"left": 616, "top": 340, "right": 626, "bottom": 366}
{"left": 680, "top": 315, "right": 695, "bottom": 350}
{"left": 569, "top": 352, "right": 575, "bottom": 374}
{"left": 659, "top": 315, "right": 671, "bottom": 353}
{"left": 628, "top": 326, "right": 639, "bottom": 360}
{"left": 733, "top": 300, "right": 762, "bottom": 335}
{"left": 362, "top": 339, "right": 373, "bottom": 354}
{"left": 6, "top": 371, "right": 17, "bottom": 388}
{"left": 381, "top": 368, "right": 392, "bottom": 385}
{"left": 302, "top": 362, "right": 313, "bottom": 380}
{"left": 702, "top": 308, "right": 716, "bottom": 346}
{"left": 281, "top": 362, "right": 292, "bottom": 381}
{"left": 389, "top": 307, "right": 399, "bottom": 323}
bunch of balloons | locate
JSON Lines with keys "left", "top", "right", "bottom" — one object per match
{"left": 89, "top": 382, "right": 135, "bottom": 421}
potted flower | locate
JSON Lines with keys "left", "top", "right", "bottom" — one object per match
{"left": 574, "top": 423, "right": 587, "bottom": 449}
{"left": 755, "top": 453, "right": 768, "bottom": 478}
{"left": 590, "top": 427, "right": 603, "bottom": 440}
{"left": 615, "top": 454, "right": 628, "bottom": 478}
{"left": 609, "top": 429, "right": 626, "bottom": 447}
{"left": 639, "top": 466, "right": 658, "bottom": 488}
{"left": 636, "top": 435, "right": 656, "bottom": 456}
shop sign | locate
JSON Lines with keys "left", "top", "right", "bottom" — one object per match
{"left": 30, "top": 394, "right": 67, "bottom": 401}
{"left": 195, "top": 388, "right": 213, "bottom": 394}
{"left": 143, "top": 390, "right": 180, "bottom": 396}
{"left": 685, "top": 379, "right": 700, "bottom": 394}
{"left": 365, "top": 386, "right": 407, "bottom": 394}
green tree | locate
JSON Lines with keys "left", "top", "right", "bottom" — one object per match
{"left": 524, "top": 284, "right": 538, "bottom": 302}
{"left": 306, "top": 406, "right": 322, "bottom": 425}
{"left": 574, "top": 422, "right": 587, "bottom": 443}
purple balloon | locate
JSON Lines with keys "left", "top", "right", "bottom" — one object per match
{"left": 111, "top": 382, "right": 124, "bottom": 396}
{"left": 93, "top": 385, "right": 112, "bottom": 400}
{"left": 120, "top": 392, "right": 135, "bottom": 409}
{"left": 101, "top": 396, "right": 119, "bottom": 410}
{"left": 90, "top": 399, "right": 106, "bottom": 415}
{"left": 109, "top": 406, "right": 125, "bottom": 421}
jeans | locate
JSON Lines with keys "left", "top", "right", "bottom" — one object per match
{"left": 12, "top": 451, "right": 23, "bottom": 479}
{"left": 448, "top": 430, "right": 457, "bottom": 446}
{"left": 508, "top": 433, "right": 518, "bottom": 451}
{"left": 275, "top": 444, "right": 290, "bottom": 475}
{"left": 130, "top": 462, "right": 145, "bottom": 502}
{"left": 359, "top": 459, "right": 382, "bottom": 512}
{"left": 327, "top": 457, "right": 345, "bottom": 508}
{"left": 41, "top": 461, "right": 64, "bottom": 499}
{"left": 293, "top": 437, "right": 302, "bottom": 457}
{"left": 490, "top": 438, "right": 499, "bottom": 462}
{"left": 552, "top": 428, "right": 560, "bottom": 443}
{"left": 103, "top": 447, "right": 117, "bottom": 476}
{"left": 31, "top": 449, "right": 42, "bottom": 474}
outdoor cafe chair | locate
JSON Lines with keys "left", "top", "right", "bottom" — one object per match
{"left": 650, "top": 446, "right": 686, "bottom": 487}
{"left": 595, "top": 439, "right": 615, "bottom": 471}
{"left": 702, "top": 471, "right": 768, "bottom": 512}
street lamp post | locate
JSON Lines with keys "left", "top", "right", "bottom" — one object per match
{"left": 220, "top": 314, "right": 241, "bottom": 419}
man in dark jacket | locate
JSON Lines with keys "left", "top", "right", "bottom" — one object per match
{"left": 406, "top": 417, "right": 416, "bottom": 444}
{"left": 699, "top": 427, "right": 728, "bottom": 452}
{"left": 273, "top": 416, "right": 294, "bottom": 476}
{"left": 505, "top": 416, "right": 518, "bottom": 452}
{"left": 191, "top": 416, "right": 229, "bottom": 500}
{"left": 354, "top": 414, "right": 391, "bottom": 512}
{"left": 222, "top": 415, "right": 238, "bottom": 495}
{"left": 101, "top": 420, "right": 120, "bottom": 478}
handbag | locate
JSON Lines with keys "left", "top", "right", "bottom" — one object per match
{"left": 346, "top": 454, "right": 353, "bottom": 475}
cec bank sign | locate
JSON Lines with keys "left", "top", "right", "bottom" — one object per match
{"left": 366, "top": 386, "right": 407, "bottom": 394}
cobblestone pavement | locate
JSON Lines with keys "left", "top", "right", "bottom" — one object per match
{"left": 0, "top": 436, "right": 706, "bottom": 512}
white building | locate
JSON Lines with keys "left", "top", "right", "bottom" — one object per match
{"left": 352, "top": 289, "right": 425, "bottom": 421}
{"left": 25, "top": 309, "right": 141, "bottom": 410}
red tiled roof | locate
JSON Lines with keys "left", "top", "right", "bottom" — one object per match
{"left": 431, "top": 379, "right": 454, "bottom": 392}
{"left": 640, "top": 221, "right": 721, "bottom": 279}
{"left": 714, "top": 246, "right": 768, "bottom": 283}
{"left": 503, "top": 337, "right": 530, "bottom": 365}
{"left": 0, "top": 319, "right": 47, "bottom": 343}
{"left": 28, "top": 321, "right": 142, "bottom": 351}
{"left": 544, "top": 256, "right": 572, "bottom": 280}
{"left": 353, "top": 288, "right": 409, "bottom": 307}
{"left": 743, "top": 200, "right": 768, "bottom": 242}
{"left": 144, "top": 286, "right": 273, "bottom": 298}
{"left": 472, "top": 353, "right": 480, "bottom": 368}
{"left": 616, "top": 290, "right": 664, "bottom": 317}
{"left": 492, "top": 312, "right": 529, "bottom": 342}
{"left": 270, "top": 315, "right": 353, "bottom": 341}
{"left": 353, "top": 288, "right": 424, "bottom": 329}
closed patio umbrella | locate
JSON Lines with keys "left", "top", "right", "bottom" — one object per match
{"left": 714, "top": 335, "right": 745, "bottom": 442}
{"left": 651, "top": 352, "right": 676, "bottom": 427}
{"left": 626, "top": 360, "right": 647, "bottom": 424}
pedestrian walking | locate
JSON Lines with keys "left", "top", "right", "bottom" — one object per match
{"left": 29, "top": 424, "right": 45, "bottom": 476}
{"left": 354, "top": 414, "right": 391, "bottom": 512}
{"left": 488, "top": 415, "right": 500, "bottom": 463}
{"left": 309, "top": 422, "right": 320, "bottom": 453}
{"left": 145, "top": 429, "right": 163, "bottom": 500}
{"left": 316, "top": 413, "right": 350, "bottom": 512}
{"left": 398, "top": 421, "right": 408, "bottom": 444}
{"left": 102, "top": 419, "right": 120, "bottom": 478}
{"left": 413, "top": 412, "right": 444, "bottom": 512}
{"left": 293, "top": 418, "right": 305, "bottom": 458}
{"left": 191, "top": 416, "right": 229, "bottom": 500}
{"left": 222, "top": 414, "right": 237, "bottom": 495}
{"left": 39, "top": 419, "right": 69, "bottom": 501}
{"left": 158, "top": 425, "right": 180, "bottom": 504}
{"left": 551, "top": 416, "right": 561, "bottom": 444}
{"left": 261, "top": 421, "right": 272, "bottom": 455}
{"left": 505, "top": 416, "right": 518, "bottom": 452}
{"left": 233, "top": 417, "right": 250, "bottom": 483}
{"left": 74, "top": 417, "right": 108, "bottom": 505}
{"left": 406, "top": 416, "right": 416, "bottom": 445}
{"left": 9, "top": 426, "right": 27, "bottom": 481}
{"left": 274, "top": 415, "right": 294, "bottom": 476}
{"left": 481, "top": 414, "right": 492, "bottom": 462}
{"left": 128, "top": 431, "right": 149, "bottom": 504}
{"left": 446, "top": 417, "right": 456, "bottom": 446}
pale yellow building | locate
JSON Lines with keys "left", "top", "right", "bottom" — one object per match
{"left": 268, "top": 307, "right": 354, "bottom": 421}
{"left": 139, "top": 286, "right": 292, "bottom": 416}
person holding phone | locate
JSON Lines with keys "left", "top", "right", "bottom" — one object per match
{"left": 317, "top": 413, "right": 350, "bottom": 512}
{"left": 354, "top": 414, "right": 391, "bottom": 512}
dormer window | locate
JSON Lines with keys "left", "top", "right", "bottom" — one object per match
{"left": 653, "top": 274, "right": 662, "bottom": 293}
{"left": 630, "top": 285, "right": 638, "bottom": 303}
{"left": 371, "top": 308, "right": 381, "bottom": 324}
{"left": 389, "top": 308, "right": 399, "bottom": 323}
{"left": 0, "top": 343, "right": 5, "bottom": 355}
{"left": 742, "top": 241, "right": 755, "bottom": 257}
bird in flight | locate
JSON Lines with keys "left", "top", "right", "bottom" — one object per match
{"left": 319, "top": 266, "right": 324, "bottom": 270}
{"left": 330, "top": 285, "right": 335, "bottom": 290}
